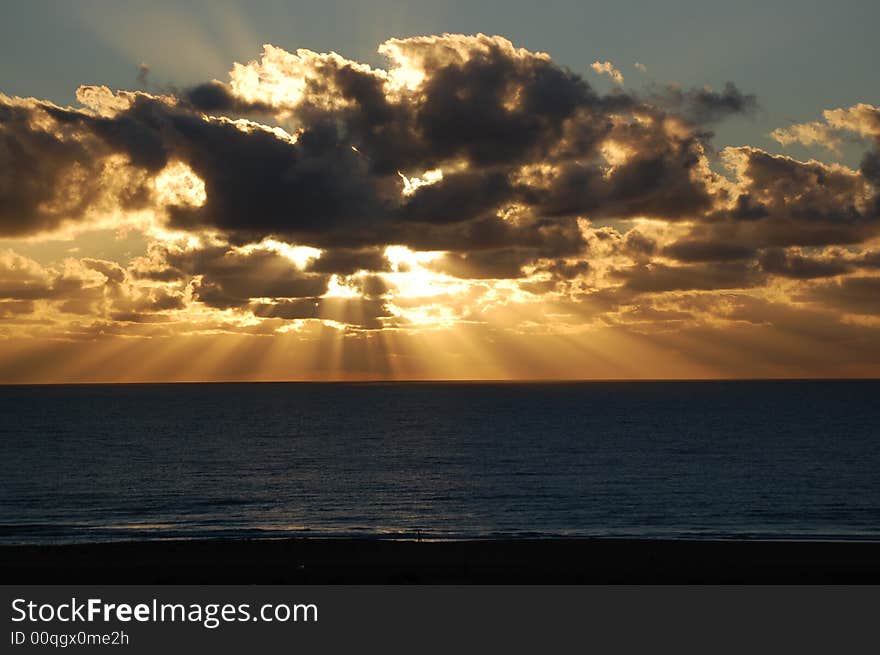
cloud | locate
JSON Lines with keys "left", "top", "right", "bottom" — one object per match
{"left": 305, "top": 248, "right": 390, "bottom": 275}
{"left": 798, "top": 276, "right": 880, "bottom": 315}
{"left": 2, "top": 32, "right": 880, "bottom": 361}
{"left": 136, "top": 63, "right": 150, "bottom": 88}
{"left": 771, "top": 120, "right": 842, "bottom": 152}
{"left": 617, "top": 261, "right": 764, "bottom": 293}
{"left": 1, "top": 35, "right": 758, "bottom": 257}
{"left": 772, "top": 103, "right": 880, "bottom": 151}
{"left": 0, "top": 248, "right": 185, "bottom": 330}
{"left": 771, "top": 103, "right": 880, "bottom": 186}
{"left": 663, "top": 239, "right": 756, "bottom": 263}
{"left": 590, "top": 60, "right": 624, "bottom": 85}
{"left": 182, "top": 80, "right": 274, "bottom": 114}
{"left": 0, "top": 94, "right": 152, "bottom": 236}
{"left": 159, "top": 244, "right": 330, "bottom": 309}
{"left": 252, "top": 296, "right": 391, "bottom": 329}
{"left": 0, "top": 250, "right": 64, "bottom": 300}
{"left": 705, "top": 147, "right": 879, "bottom": 248}
{"left": 758, "top": 248, "right": 853, "bottom": 279}
{"left": 651, "top": 82, "right": 758, "bottom": 124}
{"left": 428, "top": 249, "right": 534, "bottom": 279}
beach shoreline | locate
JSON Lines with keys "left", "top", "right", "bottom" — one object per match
{"left": 3, "top": 537, "right": 880, "bottom": 583}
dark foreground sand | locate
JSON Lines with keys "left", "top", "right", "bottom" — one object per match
{"left": 3, "top": 538, "right": 880, "bottom": 583}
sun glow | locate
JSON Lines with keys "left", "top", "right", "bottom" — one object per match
{"left": 382, "top": 246, "right": 462, "bottom": 299}
{"left": 323, "top": 274, "right": 361, "bottom": 298}
{"left": 384, "top": 246, "right": 444, "bottom": 271}
{"left": 154, "top": 161, "right": 207, "bottom": 208}
{"left": 235, "top": 240, "right": 321, "bottom": 269}
{"left": 398, "top": 169, "right": 443, "bottom": 196}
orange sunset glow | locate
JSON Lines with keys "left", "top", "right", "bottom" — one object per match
{"left": 2, "top": 33, "right": 880, "bottom": 382}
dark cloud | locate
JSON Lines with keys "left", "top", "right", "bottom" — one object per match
{"left": 0, "top": 35, "right": 729, "bottom": 255}
{"left": 397, "top": 170, "right": 513, "bottom": 224}
{"left": 390, "top": 213, "right": 587, "bottom": 258}
{"left": 600, "top": 149, "right": 713, "bottom": 220}
{"left": 2, "top": 33, "right": 880, "bottom": 339}
{"left": 622, "top": 230, "right": 657, "bottom": 259}
{"left": 663, "top": 239, "right": 755, "bottom": 263}
{"left": 251, "top": 296, "right": 391, "bottom": 329}
{"left": 136, "top": 64, "right": 150, "bottom": 88}
{"left": 83, "top": 258, "right": 126, "bottom": 284}
{"left": 160, "top": 114, "right": 395, "bottom": 241}
{"left": 798, "top": 276, "right": 880, "bottom": 315}
{"left": 533, "top": 257, "right": 590, "bottom": 280}
{"left": 352, "top": 274, "right": 390, "bottom": 297}
{"left": 861, "top": 149, "right": 880, "bottom": 184}
{"left": 305, "top": 248, "right": 390, "bottom": 275}
{"left": 182, "top": 80, "right": 274, "bottom": 114}
{"left": 528, "top": 122, "right": 719, "bottom": 222}
{"left": 705, "top": 148, "right": 880, "bottom": 248}
{"left": 293, "top": 37, "right": 601, "bottom": 175}
{"left": 409, "top": 48, "right": 594, "bottom": 168}
{"left": 184, "top": 81, "right": 246, "bottom": 112}
{"left": 653, "top": 82, "right": 758, "bottom": 124}
{"left": 428, "top": 249, "right": 533, "bottom": 279}
{"left": 161, "top": 246, "right": 329, "bottom": 309}
{"left": 41, "top": 96, "right": 170, "bottom": 171}
{"left": 758, "top": 248, "right": 852, "bottom": 279}
{"left": 618, "top": 261, "right": 764, "bottom": 293}
{"left": 0, "top": 99, "right": 119, "bottom": 236}
{"left": 733, "top": 149, "right": 872, "bottom": 228}
{"left": 0, "top": 299, "right": 35, "bottom": 317}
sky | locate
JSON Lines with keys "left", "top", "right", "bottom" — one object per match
{"left": 0, "top": 0, "right": 878, "bottom": 381}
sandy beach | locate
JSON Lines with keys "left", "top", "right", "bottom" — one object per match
{"left": 3, "top": 537, "right": 880, "bottom": 584}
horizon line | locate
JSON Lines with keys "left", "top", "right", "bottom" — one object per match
{"left": 1, "top": 377, "right": 879, "bottom": 387}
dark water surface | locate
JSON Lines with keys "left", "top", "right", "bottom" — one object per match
{"left": 1, "top": 381, "right": 878, "bottom": 544}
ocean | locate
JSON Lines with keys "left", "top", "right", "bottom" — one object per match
{"left": 1, "top": 380, "right": 878, "bottom": 544}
